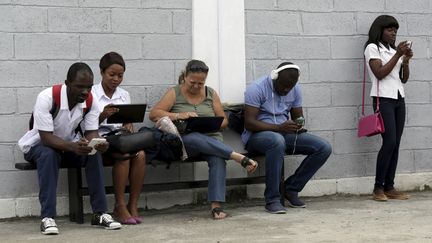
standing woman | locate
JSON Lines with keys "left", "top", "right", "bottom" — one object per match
{"left": 92, "top": 52, "right": 146, "bottom": 224}
{"left": 364, "top": 15, "right": 413, "bottom": 201}
{"left": 149, "top": 60, "right": 258, "bottom": 219}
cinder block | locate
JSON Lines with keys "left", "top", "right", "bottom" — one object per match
{"left": 47, "top": 61, "right": 82, "bottom": 85}
{"left": 278, "top": 0, "right": 333, "bottom": 12}
{"left": 333, "top": 130, "right": 381, "bottom": 154}
{"left": 302, "top": 13, "right": 355, "bottom": 35}
{"left": 315, "top": 153, "right": 367, "bottom": 179}
{"left": 0, "top": 33, "right": 13, "bottom": 59}
{"left": 0, "top": 115, "right": 30, "bottom": 142}
{"left": 394, "top": 172, "right": 432, "bottom": 191}
{"left": 173, "top": 10, "right": 191, "bottom": 34}
{"left": 78, "top": 0, "right": 140, "bottom": 8}
{"left": 0, "top": 88, "right": 16, "bottom": 114}
{"left": 300, "top": 178, "right": 337, "bottom": 197}
{"left": 331, "top": 83, "right": 363, "bottom": 107}
{"left": 142, "top": 34, "right": 191, "bottom": 59}
{"left": 357, "top": 13, "right": 408, "bottom": 36}
{"left": 80, "top": 34, "right": 142, "bottom": 60}
{"left": 48, "top": 8, "right": 110, "bottom": 33}
{"left": 15, "top": 34, "right": 79, "bottom": 60}
{"left": 245, "top": 0, "right": 276, "bottom": 10}
{"left": 409, "top": 59, "right": 432, "bottom": 81}
{"left": 407, "top": 14, "right": 432, "bottom": 35}
{"left": 146, "top": 85, "right": 173, "bottom": 107}
{"left": 0, "top": 6, "right": 46, "bottom": 32}
{"left": 142, "top": 0, "right": 191, "bottom": 9}
{"left": 245, "top": 11, "right": 300, "bottom": 35}
{"left": 407, "top": 104, "right": 432, "bottom": 126}
{"left": 301, "top": 84, "right": 331, "bottom": 107}
{"left": 0, "top": 199, "right": 16, "bottom": 218}
{"left": 0, "top": 145, "right": 14, "bottom": 170}
{"left": 307, "top": 107, "right": 358, "bottom": 130}
{"left": 309, "top": 60, "right": 362, "bottom": 82}
{"left": 126, "top": 60, "right": 176, "bottom": 85}
{"left": 245, "top": 60, "right": 254, "bottom": 84}
{"left": 336, "top": 176, "right": 374, "bottom": 195}
{"left": 0, "top": 171, "right": 39, "bottom": 197}
{"left": 112, "top": 9, "right": 172, "bottom": 33}
{"left": 386, "top": 0, "right": 430, "bottom": 13}
{"left": 17, "top": 87, "right": 43, "bottom": 114}
{"left": 414, "top": 150, "right": 432, "bottom": 172}
{"left": 278, "top": 37, "right": 330, "bottom": 60}
{"left": 0, "top": 61, "right": 49, "bottom": 87}
{"left": 400, "top": 127, "right": 432, "bottom": 150}
{"left": 365, "top": 150, "right": 416, "bottom": 175}
{"left": 15, "top": 197, "right": 40, "bottom": 217}
{"left": 246, "top": 184, "right": 265, "bottom": 199}
{"left": 331, "top": 36, "right": 367, "bottom": 59}
{"left": 122, "top": 86, "right": 148, "bottom": 104}
{"left": 145, "top": 190, "right": 194, "bottom": 210}
{"left": 14, "top": 0, "right": 78, "bottom": 6}
{"left": 334, "top": 0, "right": 384, "bottom": 11}
{"left": 245, "top": 35, "right": 277, "bottom": 59}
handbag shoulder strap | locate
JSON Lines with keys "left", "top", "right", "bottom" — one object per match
{"left": 362, "top": 57, "right": 380, "bottom": 116}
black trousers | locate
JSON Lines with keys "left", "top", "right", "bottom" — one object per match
{"left": 372, "top": 93, "right": 405, "bottom": 190}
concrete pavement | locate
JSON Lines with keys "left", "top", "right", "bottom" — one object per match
{"left": 1, "top": 191, "right": 431, "bottom": 243}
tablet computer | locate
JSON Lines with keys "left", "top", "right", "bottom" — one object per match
{"left": 185, "top": 116, "right": 224, "bottom": 133}
{"left": 106, "top": 104, "right": 147, "bottom": 124}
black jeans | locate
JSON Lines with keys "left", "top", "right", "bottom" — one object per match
{"left": 372, "top": 93, "right": 405, "bottom": 190}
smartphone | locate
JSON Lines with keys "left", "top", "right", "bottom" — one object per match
{"left": 295, "top": 117, "right": 305, "bottom": 126}
{"left": 87, "top": 138, "right": 106, "bottom": 155}
{"left": 407, "top": 41, "right": 413, "bottom": 48}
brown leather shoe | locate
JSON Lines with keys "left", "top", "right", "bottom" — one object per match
{"left": 372, "top": 188, "right": 388, "bottom": 202}
{"left": 384, "top": 189, "right": 410, "bottom": 200}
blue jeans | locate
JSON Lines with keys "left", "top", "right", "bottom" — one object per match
{"left": 246, "top": 131, "right": 332, "bottom": 204}
{"left": 181, "top": 132, "right": 232, "bottom": 202}
{"left": 24, "top": 142, "right": 108, "bottom": 218}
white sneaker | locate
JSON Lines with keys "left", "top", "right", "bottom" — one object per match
{"left": 91, "top": 213, "right": 122, "bottom": 230}
{"left": 40, "top": 217, "right": 59, "bottom": 235}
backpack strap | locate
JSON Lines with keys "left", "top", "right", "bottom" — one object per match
{"left": 28, "top": 84, "right": 62, "bottom": 130}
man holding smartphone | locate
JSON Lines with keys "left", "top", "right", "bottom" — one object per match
{"left": 18, "top": 63, "right": 121, "bottom": 235}
{"left": 242, "top": 62, "right": 332, "bottom": 214}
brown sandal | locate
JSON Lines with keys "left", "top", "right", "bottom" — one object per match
{"left": 211, "top": 207, "right": 226, "bottom": 220}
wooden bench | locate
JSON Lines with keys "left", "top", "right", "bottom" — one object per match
{"left": 14, "top": 129, "right": 286, "bottom": 224}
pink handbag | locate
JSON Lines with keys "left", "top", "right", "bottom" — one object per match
{"left": 357, "top": 58, "right": 385, "bottom": 137}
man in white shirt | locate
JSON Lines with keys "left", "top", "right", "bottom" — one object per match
{"left": 18, "top": 63, "right": 121, "bottom": 235}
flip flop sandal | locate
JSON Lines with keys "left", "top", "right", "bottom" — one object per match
{"left": 211, "top": 207, "right": 226, "bottom": 220}
{"left": 240, "top": 156, "right": 257, "bottom": 172}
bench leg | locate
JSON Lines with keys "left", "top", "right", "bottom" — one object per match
{"left": 279, "top": 162, "right": 285, "bottom": 206}
{"left": 68, "top": 168, "right": 84, "bottom": 224}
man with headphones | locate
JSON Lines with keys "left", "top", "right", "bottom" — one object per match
{"left": 242, "top": 62, "right": 332, "bottom": 214}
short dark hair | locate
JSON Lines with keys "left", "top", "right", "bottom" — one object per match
{"left": 365, "top": 15, "right": 399, "bottom": 50}
{"left": 178, "top": 59, "right": 209, "bottom": 84}
{"left": 276, "top": 62, "right": 299, "bottom": 86}
{"left": 67, "top": 62, "right": 93, "bottom": 82}
{"left": 99, "top": 52, "right": 126, "bottom": 72}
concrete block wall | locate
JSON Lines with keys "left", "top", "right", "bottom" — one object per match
{"left": 0, "top": 0, "right": 192, "bottom": 201}
{"left": 244, "top": 0, "right": 432, "bottom": 180}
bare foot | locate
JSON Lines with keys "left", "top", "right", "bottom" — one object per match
{"left": 127, "top": 203, "right": 140, "bottom": 218}
{"left": 113, "top": 204, "right": 133, "bottom": 222}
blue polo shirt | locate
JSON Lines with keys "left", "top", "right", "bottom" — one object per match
{"left": 241, "top": 75, "right": 302, "bottom": 144}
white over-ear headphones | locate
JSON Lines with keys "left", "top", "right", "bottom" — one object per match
{"left": 270, "top": 64, "right": 300, "bottom": 80}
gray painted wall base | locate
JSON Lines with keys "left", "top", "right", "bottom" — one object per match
{"left": 2, "top": 172, "right": 431, "bottom": 219}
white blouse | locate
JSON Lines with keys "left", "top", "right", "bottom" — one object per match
{"left": 364, "top": 43, "right": 404, "bottom": 99}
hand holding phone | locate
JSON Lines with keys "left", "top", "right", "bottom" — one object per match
{"left": 87, "top": 138, "right": 107, "bottom": 155}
